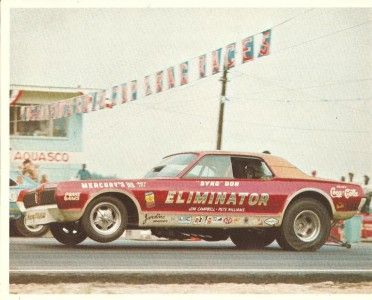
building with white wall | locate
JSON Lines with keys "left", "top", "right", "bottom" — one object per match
{"left": 10, "top": 84, "right": 100, "bottom": 183}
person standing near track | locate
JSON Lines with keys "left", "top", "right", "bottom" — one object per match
{"left": 76, "top": 164, "right": 91, "bottom": 180}
{"left": 361, "top": 175, "right": 372, "bottom": 213}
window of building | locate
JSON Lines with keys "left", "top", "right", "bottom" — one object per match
{"left": 10, "top": 105, "right": 68, "bottom": 137}
{"left": 184, "top": 155, "right": 273, "bottom": 179}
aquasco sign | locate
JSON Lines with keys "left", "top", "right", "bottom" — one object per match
{"left": 10, "top": 150, "right": 82, "bottom": 164}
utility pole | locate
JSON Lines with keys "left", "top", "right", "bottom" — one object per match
{"left": 216, "top": 66, "right": 228, "bottom": 150}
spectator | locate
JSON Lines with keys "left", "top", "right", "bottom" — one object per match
{"left": 341, "top": 176, "right": 346, "bottom": 182}
{"left": 311, "top": 170, "right": 317, "bottom": 177}
{"left": 76, "top": 164, "right": 91, "bottom": 180}
{"left": 40, "top": 174, "right": 48, "bottom": 184}
{"left": 21, "top": 159, "right": 38, "bottom": 182}
{"left": 348, "top": 172, "right": 354, "bottom": 182}
{"left": 361, "top": 175, "right": 372, "bottom": 213}
{"left": 364, "top": 175, "right": 370, "bottom": 186}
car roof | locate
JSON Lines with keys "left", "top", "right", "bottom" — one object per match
{"left": 167, "top": 151, "right": 314, "bottom": 180}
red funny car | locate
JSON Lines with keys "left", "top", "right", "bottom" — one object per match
{"left": 17, "top": 151, "right": 366, "bottom": 251}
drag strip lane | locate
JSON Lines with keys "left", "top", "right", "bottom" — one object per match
{"left": 9, "top": 237, "right": 372, "bottom": 283}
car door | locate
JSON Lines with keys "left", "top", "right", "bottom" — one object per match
{"left": 170, "top": 154, "right": 287, "bottom": 226}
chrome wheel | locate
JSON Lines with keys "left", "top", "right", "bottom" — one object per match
{"left": 14, "top": 215, "right": 49, "bottom": 237}
{"left": 89, "top": 202, "right": 122, "bottom": 236}
{"left": 293, "top": 210, "right": 321, "bottom": 242}
{"left": 82, "top": 196, "right": 127, "bottom": 243}
{"left": 24, "top": 218, "right": 45, "bottom": 233}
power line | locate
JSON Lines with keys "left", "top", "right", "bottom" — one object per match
{"left": 231, "top": 69, "right": 372, "bottom": 91}
{"left": 229, "top": 66, "right": 372, "bottom": 104}
{"left": 270, "top": 8, "right": 316, "bottom": 30}
{"left": 135, "top": 103, "right": 370, "bottom": 135}
{"left": 289, "top": 78, "right": 372, "bottom": 90}
{"left": 223, "top": 119, "right": 370, "bottom": 134}
{"left": 274, "top": 20, "right": 371, "bottom": 55}
{"left": 228, "top": 96, "right": 372, "bottom": 103}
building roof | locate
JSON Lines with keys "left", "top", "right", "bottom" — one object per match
{"left": 10, "top": 84, "right": 103, "bottom": 94}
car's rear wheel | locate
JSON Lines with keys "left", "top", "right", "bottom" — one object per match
{"left": 230, "top": 228, "right": 278, "bottom": 249}
{"left": 14, "top": 215, "right": 49, "bottom": 237}
{"left": 278, "top": 198, "right": 331, "bottom": 251}
{"left": 81, "top": 196, "right": 128, "bottom": 243}
{"left": 9, "top": 220, "right": 20, "bottom": 237}
{"left": 50, "top": 221, "right": 87, "bottom": 245}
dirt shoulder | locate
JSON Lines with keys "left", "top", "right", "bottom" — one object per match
{"left": 9, "top": 281, "right": 372, "bottom": 294}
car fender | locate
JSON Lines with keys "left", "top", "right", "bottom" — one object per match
{"left": 81, "top": 188, "right": 143, "bottom": 215}
{"left": 281, "top": 187, "right": 336, "bottom": 218}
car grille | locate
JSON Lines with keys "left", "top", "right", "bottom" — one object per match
{"left": 24, "top": 188, "right": 56, "bottom": 208}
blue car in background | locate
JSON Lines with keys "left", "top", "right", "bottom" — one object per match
{"left": 10, "top": 175, "right": 49, "bottom": 237}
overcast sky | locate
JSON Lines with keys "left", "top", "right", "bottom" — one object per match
{"left": 10, "top": 7, "right": 372, "bottom": 182}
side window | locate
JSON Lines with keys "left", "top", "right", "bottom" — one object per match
{"left": 184, "top": 155, "right": 273, "bottom": 179}
{"left": 231, "top": 157, "right": 273, "bottom": 179}
{"left": 185, "top": 155, "right": 233, "bottom": 179}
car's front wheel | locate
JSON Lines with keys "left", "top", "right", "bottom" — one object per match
{"left": 81, "top": 196, "right": 128, "bottom": 243}
{"left": 13, "top": 215, "right": 49, "bottom": 237}
{"left": 230, "top": 228, "right": 277, "bottom": 249}
{"left": 50, "top": 221, "right": 87, "bottom": 245}
{"left": 277, "top": 198, "right": 331, "bottom": 251}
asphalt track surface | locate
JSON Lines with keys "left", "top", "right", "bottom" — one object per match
{"left": 9, "top": 237, "right": 372, "bottom": 284}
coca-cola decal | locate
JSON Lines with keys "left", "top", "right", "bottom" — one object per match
{"left": 330, "top": 186, "right": 359, "bottom": 199}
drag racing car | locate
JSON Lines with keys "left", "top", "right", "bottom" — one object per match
{"left": 17, "top": 151, "right": 366, "bottom": 251}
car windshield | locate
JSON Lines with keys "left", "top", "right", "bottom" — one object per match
{"left": 144, "top": 153, "right": 197, "bottom": 178}
{"left": 10, "top": 175, "right": 38, "bottom": 187}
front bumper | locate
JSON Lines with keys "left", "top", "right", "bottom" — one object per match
{"left": 17, "top": 202, "right": 83, "bottom": 226}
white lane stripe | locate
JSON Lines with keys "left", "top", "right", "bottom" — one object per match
{"left": 9, "top": 268, "right": 372, "bottom": 273}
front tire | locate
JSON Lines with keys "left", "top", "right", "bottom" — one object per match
{"left": 50, "top": 221, "right": 87, "bottom": 245}
{"left": 14, "top": 215, "right": 49, "bottom": 237}
{"left": 230, "top": 228, "right": 277, "bottom": 249}
{"left": 278, "top": 198, "right": 331, "bottom": 251}
{"left": 81, "top": 196, "right": 128, "bottom": 243}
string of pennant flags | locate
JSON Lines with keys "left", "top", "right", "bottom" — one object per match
{"left": 11, "top": 29, "right": 272, "bottom": 121}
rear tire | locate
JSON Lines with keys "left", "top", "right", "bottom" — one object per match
{"left": 230, "top": 228, "right": 278, "bottom": 249}
{"left": 14, "top": 215, "right": 49, "bottom": 237}
{"left": 50, "top": 221, "right": 87, "bottom": 245}
{"left": 10, "top": 220, "right": 20, "bottom": 237}
{"left": 81, "top": 196, "right": 128, "bottom": 243}
{"left": 276, "top": 234, "right": 290, "bottom": 250}
{"left": 278, "top": 198, "right": 331, "bottom": 251}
